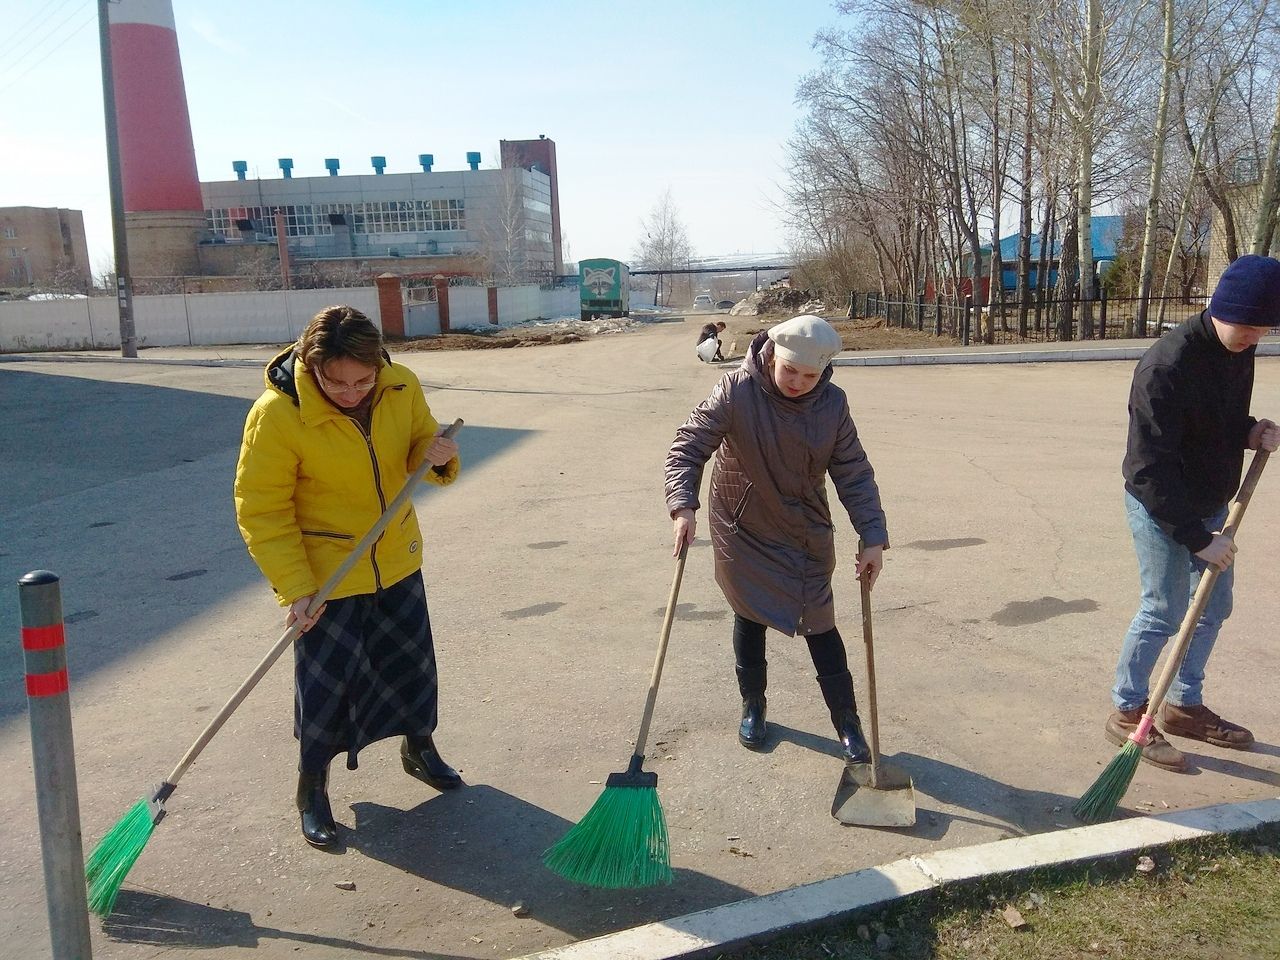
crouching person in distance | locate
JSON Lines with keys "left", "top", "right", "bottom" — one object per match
{"left": 1109, "top": 255, "right": 1280, "bottom": 771}
{"left": 234, "top": 305, "right": 463, "bottom": 848}
{"left": 665, "top": 315, "right": 888, "bottom": 762}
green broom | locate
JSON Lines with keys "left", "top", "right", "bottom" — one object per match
{"left": 543, "top": 545, "right": 688, "bottom": 887}
{"left": 85, "top": 419, "right": 463, "bottom": 915}
{"left": 1074, "top": 449, "right": 1268, "bottom": 824}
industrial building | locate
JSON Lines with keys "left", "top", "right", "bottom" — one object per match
{"left": 198, "top": 143, "right": 560, "bottom": 284}
{"left": 107, "top": 0, "right": 564, "bottom": 287}
{"left": 0, "top": 206, "right": 91, "bottom": 292}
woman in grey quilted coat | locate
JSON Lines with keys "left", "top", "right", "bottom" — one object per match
{"left": 665, "top": 315, "right": 888, "bottom": 762}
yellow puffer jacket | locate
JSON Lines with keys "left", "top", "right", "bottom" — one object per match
{"left": 234, "top": 347, "right": 459, "bottom": 606}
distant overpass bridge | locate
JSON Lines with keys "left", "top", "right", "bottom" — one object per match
{"left": 629, "top": 263, "right": 797, "bottom": 297}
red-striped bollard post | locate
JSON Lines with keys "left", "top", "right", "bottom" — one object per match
{"left": 20, "top": 570, "right": 93, "bottom": 958}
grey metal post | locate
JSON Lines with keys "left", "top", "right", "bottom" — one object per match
{"left": 20, "top": 571, "right": 93, "bottom": 959}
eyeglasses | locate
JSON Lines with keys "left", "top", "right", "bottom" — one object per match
{"left": 315, "top": 369, "right": 379, "bottom": 395}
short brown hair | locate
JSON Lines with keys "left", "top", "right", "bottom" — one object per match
{"left": 297, "top": 305, "right": 384, "bottom": 372}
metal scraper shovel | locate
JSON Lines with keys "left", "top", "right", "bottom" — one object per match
{"left": 832, "top": 570, "right": 916, "bottom": 827}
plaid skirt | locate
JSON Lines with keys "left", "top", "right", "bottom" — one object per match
{"left": 294, "top": 571, "right": 438, "bottom": 773}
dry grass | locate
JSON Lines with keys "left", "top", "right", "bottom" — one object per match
{"left": 724, "top": 314, "right": 956, "bottom": 354}
{"left": 392, "top": 328, "right": 584, "bottom": 351}
{"left": 720, "top": 825, "right": 1280, "bottom": 960}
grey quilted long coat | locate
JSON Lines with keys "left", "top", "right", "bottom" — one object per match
{"left": 664, "top": 332, "right": 888, "bottom": 636}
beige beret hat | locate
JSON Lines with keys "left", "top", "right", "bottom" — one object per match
{"left": 767, "top": 315, "right": 842, "bottom": 369}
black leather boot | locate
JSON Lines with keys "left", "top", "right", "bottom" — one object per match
{"left": 401, "top": 735, "right": 462, "bottom": 790}
{"left": 735, "top": 664, "right": 768, "bottom": 749}
{"left": 816, "top": 670, "right": 871, "bottom": 764}
{"left": 296, "top": 767, "right": 338, "bottom": 848}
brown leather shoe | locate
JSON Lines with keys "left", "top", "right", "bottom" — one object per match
{"left": 1158, "top": 703, "right": 1255, "bottom": 749}
{"left": 1105, "top": 704, "right": 1188, "bottom": 772}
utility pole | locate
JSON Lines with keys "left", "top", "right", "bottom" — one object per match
{"left": 98, "top": 0, "right": 137, "bottom": 358}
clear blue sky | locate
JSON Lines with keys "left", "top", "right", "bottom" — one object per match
{"left": 0, "top": 0, "right": 842, "bottom": 274}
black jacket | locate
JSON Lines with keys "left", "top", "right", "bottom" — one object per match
{"left": 1123, "top": 311, "right": 1257, "bottom": 553}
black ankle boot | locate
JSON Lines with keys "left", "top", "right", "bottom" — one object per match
{"left": 816, "top": 670, "right": 871, "bottom": 764}
{"left": 735, "top": 664, "right": 768, "bottom": 749}
{"left": 296, "top": 768, "right": 338, "bottom": 848}
{"left": 401, "top": 735, "right": 462, "bottom": 790}
{"left": 831, "top": 707, "right": 871, "bottom": 764}
{"left": 739, "top": 695, "right": 768, "bottom": 748}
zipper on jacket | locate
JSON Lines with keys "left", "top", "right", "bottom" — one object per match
{"left": 349, "top": 414, "right": 388, "bottom": 591}
{"left": 301, "top": 529, "right": 355, "bottom": 540}
{"left": 726, "top": 482, "right": 754, "bottom": 535}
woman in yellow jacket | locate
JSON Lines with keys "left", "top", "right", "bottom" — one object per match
{"left": 234, "top": 305, "right": 461, "bottom": 848}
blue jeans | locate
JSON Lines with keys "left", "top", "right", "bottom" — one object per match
{"left": 1112, "top": 492, "right": 1233, "bottom": 711}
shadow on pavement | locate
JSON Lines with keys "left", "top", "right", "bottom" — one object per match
{"left": 349, "top": 784, "right": 756, "bottom": 940}
{"left": 103, "top": 890, "right": 468, "bottom": 958}
{"left": 883, "top": 752, "right": 1083, "bottom": 839}
{"left": 1, "top": 368, "right": 531, "bottom": 728}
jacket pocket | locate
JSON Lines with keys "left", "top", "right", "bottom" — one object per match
{"left": 727, "top": 482, "right": 754, "bottom": 534}
{"left": 301, "top": 529, "right": 355, "bottom": 541}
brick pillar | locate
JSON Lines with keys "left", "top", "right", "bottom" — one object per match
{"left": 487, "top": 286, "right": 499, "bottom": 325}
{"left": 433, "top": 276, "right": 450, "bottom": 333}
{"left": 375, "top": 273, "right": 404, "bottom": 337}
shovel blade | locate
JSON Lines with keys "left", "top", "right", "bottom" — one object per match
{"left": 831, "top": 760, "right": 916, "bottom": 827}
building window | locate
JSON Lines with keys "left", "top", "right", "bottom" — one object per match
{"left": 206, "top": 199, "right": 465, "bottom": 240}
{"left": 3, "top": 227, "right": 15, "bottom": 239}
{"left": 9, "top": 265, "right": 22, "bottom": 281}
{"left": 6, "top": 247, "right": 20, "bottom": 258}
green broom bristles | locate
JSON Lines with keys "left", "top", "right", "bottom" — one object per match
{"left": 85, "top": 796, "right": 161, "bottom": 916}
{"left": 544, "top": 781, "right": 672, "bottom": 888}
{"left": 1073, "top": 739, "right": 1142, "bottom": 825}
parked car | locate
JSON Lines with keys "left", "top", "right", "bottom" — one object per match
{"left": 715, "top": 299, "right": 735, "bottom": 311}
{"left": 693, "top": 294, "right": 714, "bottom": 310}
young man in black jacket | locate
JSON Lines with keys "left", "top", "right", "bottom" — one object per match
{"left": 1109, "top": 254, "right": 1280, "bottom": 771}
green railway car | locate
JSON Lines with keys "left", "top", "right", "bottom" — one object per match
{"left": 579, "top": 257, "right": 631, "bottom": 322}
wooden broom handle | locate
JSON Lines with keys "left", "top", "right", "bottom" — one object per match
{"left": 859, "top": 545, "right": 883, "bottom": 788}
{"left": 164, "top": 418, "right": 464, "bottom": 788}
{"left": 1144, "top": 449, "right": 1268, "bottom": 719}
{"left": 632, "top": 544, "right": 688, "bottom": 758}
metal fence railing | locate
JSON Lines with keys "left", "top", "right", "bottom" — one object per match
{"left": 855, "top": 291, "right": 1213, "bottom": 346}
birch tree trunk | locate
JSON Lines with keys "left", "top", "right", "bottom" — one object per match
{"left": 1076, "top": 0, "right": 1103, "bottom": 340}
{"left": 1134, "top": 0, "right": 1176, "bottom": 338}
{"left": 1251, "top": 88, "right": 1280, "bottom": 255}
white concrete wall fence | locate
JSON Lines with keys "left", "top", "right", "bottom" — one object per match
{"left": 447, "top": 287, "right": 491, "bottom": 328}
{"left": 0, "top": 282, "right": 584, "bottom": 351}
{"left": 448, "top": 283, "right": 580, "bottom": 330}
{"left": 405, "top": 301, "right": 441, "bottom": 337}
{"left": 0, "top": 287, "right": 381, "bottom": 352}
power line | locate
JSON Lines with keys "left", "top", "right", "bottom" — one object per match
{"left": 0, "top": 0, "right": 93, "bottom": 86}
{"left": 0, "top": 0, "right": 82, "bottom": 63}
{"left": 0, "top": 0, "right": 78, "bottom": 61}
{"left": 0, "top": 9, "right": 95, "bottom": 94}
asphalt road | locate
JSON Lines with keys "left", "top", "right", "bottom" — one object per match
{"left": 3, "top": 317, "right": 1279, "bottom": 959}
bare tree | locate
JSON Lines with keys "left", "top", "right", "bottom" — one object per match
{"left": 478, "top": 166, "right": 531, "bottom": 285}
{"left": 635, "top": 188, "right": 692, "bottom": 306}
{"left": 1251, "top": 83, "right": 1280, "bottom": 254}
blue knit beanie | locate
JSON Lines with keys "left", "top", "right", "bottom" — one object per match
{"left": 1209, "top": 254, "right": 1280, "bottom": 326}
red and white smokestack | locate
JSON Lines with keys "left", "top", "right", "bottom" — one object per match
{"left": 108, "top": 0, "right": 202, "bottom": 212}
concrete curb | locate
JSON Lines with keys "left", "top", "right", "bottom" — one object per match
{"left": 0, "top": 353, "right": 263, "bottom": 368}
{"left": 518, "top": 798, "right": 1280, "bottom": 960}
{"left": 833, "top": 342, "right": 1280, "bottom": 367}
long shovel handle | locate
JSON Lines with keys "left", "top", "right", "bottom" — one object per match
{"left": 1139, "top": 449, "right": 1268, "bottom": 737}
{"left": 162, "top": 418, "right": 464, "bottom": 790}
{"left": 631, "top": 544, "right": 688, "bottom": 761}
{"left": 858, "top": 568, "right": 882, "bottom": 789}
